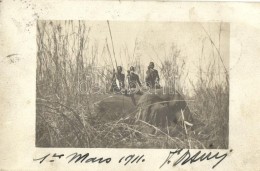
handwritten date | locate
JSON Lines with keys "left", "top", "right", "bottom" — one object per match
{"left": 33, "top": 153, "right": 145, "bottom": 165}
{"left": 34, "top": 149, "right": 232, "bottom": 169}
{"left": 119, "top": 154, "right": 145, "bottom": 165}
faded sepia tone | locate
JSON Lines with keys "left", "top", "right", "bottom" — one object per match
{"left": 0, "top": 1, "right": 260, "bottom": 171}
{"left": 36, "top": 21, "right": 229, "bottom": 149}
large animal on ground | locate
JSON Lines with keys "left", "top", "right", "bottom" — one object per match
{"left": 94, "top": 87, "right": 193, "bottom": 128}
{"left": 94, "top": 93, "right": 141, "bottom": 121}
{"left": 136, "top": 88, "right": 193, "bottom": 128}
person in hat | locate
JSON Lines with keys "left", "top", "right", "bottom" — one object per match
{"left": 110, "top": 66, "right": 125, "bottom": 92}
{"left": 145, "top": 62, "right": 160, "bottom": 88}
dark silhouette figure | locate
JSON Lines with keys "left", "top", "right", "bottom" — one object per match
{"left": 127, "top": 66, "right": 142, "bottom": 89}
{"left": 110, "top": 66, "right": 125, "bottom": 93}
{"left": 145, "top": 62, "right": 160, "bottom": 88}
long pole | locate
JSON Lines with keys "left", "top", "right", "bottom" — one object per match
{"left": 107, "top": 20, "right": 118, "bottom": 69}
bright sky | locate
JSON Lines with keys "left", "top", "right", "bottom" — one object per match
{"left": 41, "top": 21, "right": 229, "bottom": 94}
{"left": 85, "top": 21, "right": 229, "bottom": 90}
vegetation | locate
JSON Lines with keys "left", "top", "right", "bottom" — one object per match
{"left": 36, "top": 21, "right": 228, "bottom": 149}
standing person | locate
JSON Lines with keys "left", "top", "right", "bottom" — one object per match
{"left": 127, "top": 66, "right": 142, "bottom": 89}
{"left": 110, "top": 66, "right": 125, "bottom": 93}
{"left": 126, "top": 66, "right": 142, "bottom": 104}
{"left": 145, "top": 62, "right": 160, "bottom": 88}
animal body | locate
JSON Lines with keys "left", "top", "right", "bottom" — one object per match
{"left": 137, "top": 88, "right": 193, "bottom": 128}
{"left": 94, "top": 88, "right": 193, "bottom": 128}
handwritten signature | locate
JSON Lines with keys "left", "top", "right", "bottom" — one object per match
{"left": 160, "top": 149, "right": 233, "bottom": 169}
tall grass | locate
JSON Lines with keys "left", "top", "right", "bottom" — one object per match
{"left": 36, "top": 21, "right": 228, "bottom": 149}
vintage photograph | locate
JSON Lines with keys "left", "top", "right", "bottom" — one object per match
{"left": 36, "top": 21, "right": 229, "bottom": 149}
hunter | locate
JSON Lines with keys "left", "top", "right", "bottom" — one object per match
{"left": 145, "top": 62, "right": 160, "bottom": 88}
{"left": 110, "top": 66, "right": 125, "bottom": 93}
{"left": 127, "top": 66, "right": 142, "bottom": 89}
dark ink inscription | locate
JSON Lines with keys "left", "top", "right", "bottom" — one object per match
{"left": 33, "top": 153, "right": 64, "bottom": 164}
{"left": 66, "top": 153, "right": 111, "bottom": 164}
{"left": 160, "top": 149, "right": 233, "bottom": 169}
{"left": 33, "top": 153, "right": 50, "bottom": 164}
{"left": 119, "top": 154, "right": 145, "bottom": 165}
{"left": 33, "top": 153, "right": 111, "bottom": 164}
{"left": 33, "top": 150, "right": 231, "bottom": 169}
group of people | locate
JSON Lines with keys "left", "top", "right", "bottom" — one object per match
{"left": 110, "top": 62, "right": 160, "bottom": 93}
